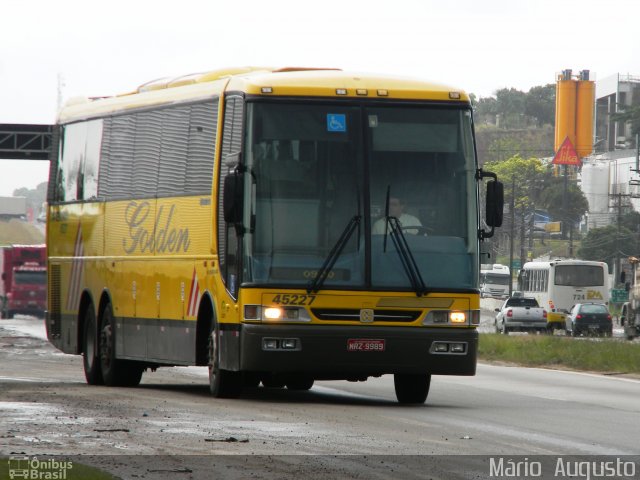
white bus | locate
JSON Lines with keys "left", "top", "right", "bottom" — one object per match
{"left": 480, "top": 264, "right": 510, "bottom": 298}
{"left": 518, "top": 259, "right": 609, "bottom": 330}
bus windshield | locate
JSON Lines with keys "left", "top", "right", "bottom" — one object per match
{"left": 554, "top": 265, "right": 604, "bottom": 287}
{"left": 482, "top": 273, "right": 511, "bottom": 286}
{"left": 242, "top": 101, "right": 477, "bottom": 292}
{"left": 15, "top": 271, "right": 46, "bottom": 285}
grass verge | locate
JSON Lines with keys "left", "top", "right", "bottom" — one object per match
{"left": 478, "top": 333, "right": 640, "bottom": 375}
{"left": 0, "top": 458, "right": 117, "bottom": 480}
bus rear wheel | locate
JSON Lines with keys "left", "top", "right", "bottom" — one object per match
{"left": 394, "top": 373, "right": 431, "bottom": 404}
{"left": 207, "top": 322, "right": 243, "bottom": 398}
{"left": 82, "top": 305, "right": 103, "bottom": 385}
{"left": 99, "top": 302, "right": 143, "bottom": 387}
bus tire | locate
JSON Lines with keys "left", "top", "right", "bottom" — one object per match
{"left": 99, "top": 302, "right": 143, "bottom": 387}
{"left": 82, "top": 305, "right": 103, "bottom": 385}
{"left": 243, "top": 372, "right": 261, "bottom": 388}
{"left": 394, "top": 373, "right": 430, "bottom": 404}
{"left": 261, "top": 373, "right": 286, "bottom": 389}
{"left": 286, "top": 376, "right": 314, "bottom": 391}
{"left": 207, "top": 321, "right": 243, "bottom": 398}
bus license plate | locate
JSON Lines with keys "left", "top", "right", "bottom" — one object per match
{"left": 347, "top": 339, "right": 385, "bottom": 352}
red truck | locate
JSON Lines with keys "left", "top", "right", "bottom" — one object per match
{"left": 0, "top": 244, "right": 46, "bottom": 319}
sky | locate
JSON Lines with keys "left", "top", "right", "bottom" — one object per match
{"left": 1, "top": 0, "right": 639, "bottom": 197}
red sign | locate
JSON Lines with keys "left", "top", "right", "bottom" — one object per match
{"left": 552, "top": 137, "right": 582, "bottom": 166}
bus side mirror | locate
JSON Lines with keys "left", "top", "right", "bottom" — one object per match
{"left": 486, "top": 180, "right": 504, "bottom": 228}
{"left": 223, "top": 167, "right": 244, "bottom": 225}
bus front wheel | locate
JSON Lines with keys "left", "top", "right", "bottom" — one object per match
{"left": 286, "top": 376, "right": 314, "bottom": 391}
{"left": 207, "top": 322, "right": 243, "bottom": 398}
{"left": 394, "top": 373, "right": 431, "bottom": 404}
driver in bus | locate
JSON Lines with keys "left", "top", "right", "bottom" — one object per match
{"left": 372, "top": 196, "right": 422, "bottom": 235}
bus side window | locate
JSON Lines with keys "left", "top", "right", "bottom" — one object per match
{"left": 58, "top": 123, "right": 86, "bottom": 202}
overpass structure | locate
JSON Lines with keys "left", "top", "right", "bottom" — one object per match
{"left": 0, "top": 124, "right": 53, "bottom": 160}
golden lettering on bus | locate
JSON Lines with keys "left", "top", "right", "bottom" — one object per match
{"left": 123, "top": 201, "right": 190, "bottom": 254}
{"left": 586, "top": 290, "right": 603, "bottom": 300}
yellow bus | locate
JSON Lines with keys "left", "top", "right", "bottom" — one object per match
{"left": 45, "top": 67, "right": 503, "bottom": 404}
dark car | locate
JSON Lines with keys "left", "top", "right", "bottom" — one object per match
{"left": 565, "top": 303, "right": 612, "bottom": 337}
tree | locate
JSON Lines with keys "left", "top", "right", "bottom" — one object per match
{"left": 495, "top": 88, "right": 527, "bottom": 118}
{"left": 472, "top": 84, "right": 556, "bottom": 130}
{"left": 611, "top": 105, "right": 640, "bottom": 138}
{"left": 13, "top": 182, "right": 47, "bottom": 219}
{"left": 484, "top": 155, "right": 546, "bottom": 213}
{"left": 525, "top": 84, "right": 555, "bottom": 127}
{"left": 621, "top": 211, "right": 640, "bottom": 233}
{"left": 538, "top": 173, "right": 589, "bottom": 227}
{"left": 474, "top": 96, "right": 498, "bottom": 125}
{"left": 483, "top": 155, "right": 546, "bottom": 265}
{"left": 475, "top": 124, "right": 554, "bottom": 165}
{"left": 578, "top": 225, "right": 638, "bottom": 271}
{"left": 492, "top": 88, "right": 528, "bottom": 128}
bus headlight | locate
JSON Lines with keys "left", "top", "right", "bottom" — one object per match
{"left": 423, "top": 310, "right": 475, "bottom": 326}
{"left": 244, "top": 305, "right": 311, "bottom": 322}
{"left": 264, "top": 307, "right": 283, "bottom": 320}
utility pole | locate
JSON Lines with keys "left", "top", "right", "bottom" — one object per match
{"left": 610, "top": 190, "right": 632, "bottom": 286}
{"left": 616, "top": 192, "right": 621, "bottom": 285}
{"left": 509, "top": 177, "right": 515, "bottom": 296}
{"left": 562, "top": 164, "right": 569, "bottom": 245}
{"left": 636, "top": 133, "right": 639, "bottom": 172}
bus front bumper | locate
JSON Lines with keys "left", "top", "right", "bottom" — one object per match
{"left": 546, "top": 312, "right": 566, "bottom": 329}
{"left": 239, "top": 324, "right": 478, "bottom": 377}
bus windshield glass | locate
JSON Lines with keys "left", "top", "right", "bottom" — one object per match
{"left": 554, "top": 265, "right": 604, "bottom": 287}
{"left": 242, "top": 101, "right": 477, "bottom": 292}
{"left": 15, "top": 271, "right": 46, "bottom": 285}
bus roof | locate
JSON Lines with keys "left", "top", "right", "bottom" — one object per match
{"left": 522, "top": 259, "right": 608, "bottom": 269}
{"left": 58, "top": 67, "right": 471, "bottom": 124}
{"left": 480, "top": 263, "right": 510, "bottom": 273}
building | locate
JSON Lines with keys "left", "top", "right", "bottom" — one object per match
{"left": 595, "top": 73, "right": 640, "bottom": 152}
{"left": 579, "top": 73, "right": 640, "bottom": 231}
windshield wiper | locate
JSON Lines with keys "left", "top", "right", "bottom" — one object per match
{"left": 308, "top": 215, "right": 361, "bottom": 294}
{"left": 385, "top": 216, "right": 428, "bottom": 297}
{"left": 380, "top": 186, "right": 427, "bottom": 296}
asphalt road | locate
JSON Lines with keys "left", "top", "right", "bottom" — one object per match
{"left": 1, "top": 316, "right": 639, "bottom": 479}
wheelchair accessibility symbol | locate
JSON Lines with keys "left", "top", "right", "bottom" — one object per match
{"left": 327, "top": 113, "right": 346, "bottom": 132}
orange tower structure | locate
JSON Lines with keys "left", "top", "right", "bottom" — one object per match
{"left": 554, "top": 69, "right": 594, "bottom": 158}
